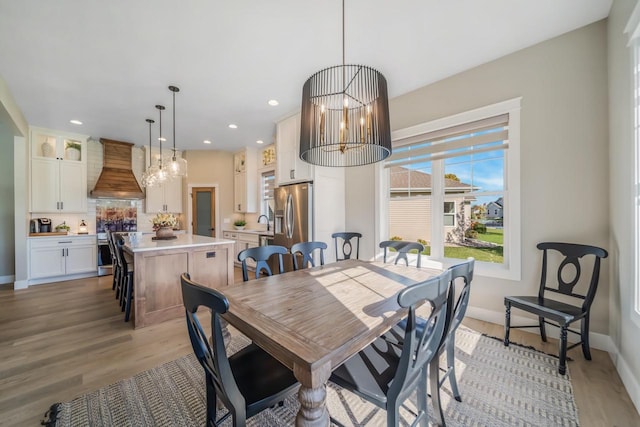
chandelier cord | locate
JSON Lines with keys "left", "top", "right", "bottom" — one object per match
{"left": 172, "top": 89, "right": 176, "bottom": 159}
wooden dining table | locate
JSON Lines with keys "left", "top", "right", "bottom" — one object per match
{"left": 221, "top": 259, "right": 440, "bottom": 427}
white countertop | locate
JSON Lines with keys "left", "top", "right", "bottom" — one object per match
{"left": 222, "top": 229, "right": 274, "bottom": 236}
{"left": 124, "top": 234, "right": 235, "bottom": 253}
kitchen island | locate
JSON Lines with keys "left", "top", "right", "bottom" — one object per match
{"left": 124, "top": 234, "right": 235, "bottom": 329}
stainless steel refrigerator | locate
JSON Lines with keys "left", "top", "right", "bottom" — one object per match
{"left": 273, "top": 182, "right": 313, "bottom": 272}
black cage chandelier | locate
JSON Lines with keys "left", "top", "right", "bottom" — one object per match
{"left": 299, "top": 0, "right": 391, "bottom": 167}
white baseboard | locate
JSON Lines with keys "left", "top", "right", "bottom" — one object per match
{"left": 465, "top": 305, "right": 615, "bottom": 353}
{"left": 27, "top": 272, "right": 98, "bottom": 287}
{"left": 13, "top": 280, "right": 28, "bottom": 290}
{"left": 0, "top": 274, "right": 15, "bottom": 285}
{"left": 613, "top": 351, "right": 640, "bottom": 416}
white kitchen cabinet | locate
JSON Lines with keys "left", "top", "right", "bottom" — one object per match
{"left": 146, "top": 176, "right": 183, "bottom": 213}
{"left": 30, "top": 128, "right": 88, "bottom": 213}
{"left": 144, "top": 147, "right": 183, "bottom": 213}
{"left": 29, "top": 235, "right": 97, "bottom": 280}
{"left": 276, "top": 112, "right": 312, "bottom": 186}
{"left": 233, "top": 148, "right": 257, "bottom": 213}
{"left": 222, "top": 230, "right": 259, "bottom": 269}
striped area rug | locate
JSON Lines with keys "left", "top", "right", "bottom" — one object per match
{"left": 43, "top": 327, "right": 579, "bottom": 426}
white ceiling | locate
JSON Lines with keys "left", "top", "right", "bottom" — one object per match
{"left": 0, "top": 0, "right": 612, "bottom": 152}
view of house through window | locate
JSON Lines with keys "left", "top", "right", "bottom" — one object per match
{"left": 386, "top": 114, "right": 508, "bottom": 264}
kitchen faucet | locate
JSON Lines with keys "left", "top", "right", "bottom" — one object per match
{"left": 257, "top": 215, "right": 270, "bottom": 231}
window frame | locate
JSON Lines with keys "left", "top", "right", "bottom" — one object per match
{"left": 627, "top": 2, "right": 640, "bottom": 328}
{"left": 376, "top": 98, "right": 521, "bottom": 280}
{"left": 633, "top": 40, "right": 640, "bottom": 327}
{"left": 443, "top": 201, "right": 455, "bottom": 227}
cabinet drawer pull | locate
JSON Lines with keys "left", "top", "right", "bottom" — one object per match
{"left": 206, "top": 251, "right": 216, "bottom": 258}
{"left": 58, "top": 241, "right": 72, "bottom": 244}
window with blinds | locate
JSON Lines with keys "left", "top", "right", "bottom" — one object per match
{"left": 385, "top": 111, "right": 512, "bottom": 268}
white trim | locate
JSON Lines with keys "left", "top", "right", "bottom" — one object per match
{"left": 391, "top": 98, "right": 522, "bottom": 142}
{"left": 632, "top": 40, "right": 640, "bottom": 328}
{"left": 0, "top": 275, "right": 15, "bottom": 285}
{"left": 27, "top": 271, "right": 97, "bottom": 287}
{"left": 385, "top": 98, "right": 522, "bottom": 281}
{"left": 187, "top": 183, "right": 220, "bottom": 237}
{"left": 615, "top": 351, "right": 640, "bottom": 416}
{"left": 625, "top": 0, "right": 640, "bottom": 46}
{"left": 465, "top": 305, "right": 615, "bottom": 353}
{"left": 14, "top": 280, "right": 28, "bottom": 290}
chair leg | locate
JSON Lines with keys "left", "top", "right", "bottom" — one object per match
{"left": 205, "top": 377, "right": 217, "bottom": 426}
{"left": 416, "top": 369, "right": 429, "bottom": 427}
{"left": 124, "top": 274, "right": 133, "bottom": 322}
{"left": 558, "top": 326, "right": 568, "bottom": 375}
{"left": 114, "top": 267, "right": 121, "bottom": 299}
{"left": 446, "top": 338, "right": 461, "bottom": 402}
{"left": 539, "top": 316, "right": 547, "bottom": 342}
{"left": 387, "top": 399, "right": 400, "bottom": 427}
{"left": 429, "top": 358, "right": 445, "bottom": 427}
{"left": 581, "top": 316, "right": 592, "bottom": 360}
{"left": 504, "top": 303, "right": 511, "bottom": 346}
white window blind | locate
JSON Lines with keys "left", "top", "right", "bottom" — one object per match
{"left": 385, "top": 114, "right": 509, "bottom": 168}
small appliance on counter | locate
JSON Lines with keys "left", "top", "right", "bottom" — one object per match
{"left": 29, "top": 218, "right": 52, "bottom": 233}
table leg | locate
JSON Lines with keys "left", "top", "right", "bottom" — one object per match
{"left": 294, "top": 362, "right": 331, "bottom": 427}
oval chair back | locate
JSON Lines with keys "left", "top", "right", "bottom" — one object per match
{"left": 331, "top": 232, "right": 362, "bottom": 261}
{"left": 290, "top": 241, "right": 327, "bottom": 271}
{"left": 504, "top": 242, "right": 608, "bottom": 375}
{"left": 238, "top": 245, "right": 288, "bottom": 282}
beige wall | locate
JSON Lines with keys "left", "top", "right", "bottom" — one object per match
{"left": 348, "top": 21, "right": 611, "bottom": 334}
{"left": 184, "top": 150, "right": 236, "bottom": 229}
{"left": 0, "top": 124, "right": 15, "bottom": 280}
{"left": 0, "top": 75, "right": 27, "bottom": 283}
{"left": 608, "top": 0, "right": 640, "bottom": 411}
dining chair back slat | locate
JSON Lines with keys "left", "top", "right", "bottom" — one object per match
{"left": 379, "top": 240, "right": 425, "bottom": 268}
{"left": 290, "top": 241, "right": 327, "bottom": 271}
{"left": 331, "top": 232, "right": 362, "bottom": 261}
{"left": 238, "top": 245, "right": 288, "bottom": 282}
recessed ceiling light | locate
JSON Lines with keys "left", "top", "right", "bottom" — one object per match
{"left": 158, "top": 137, "right": 167, "bottom": 141}
{"left": 203, "top": 140, "right": 212, "bottom": 144}
{"left": 256, "top": 140, "right": 264, "bottom": 144}
{"left": 69, "top": 119, "right": 83, "bottom": 125}
{"left": 268, "top": 100, "right": 279, "bottom": 106}
{"left": 228, "top": 124, "right": 238, "bottom": 129}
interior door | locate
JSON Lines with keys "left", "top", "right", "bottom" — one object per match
{"left": 192, "top": 187, "right": 216, "bottom": 237}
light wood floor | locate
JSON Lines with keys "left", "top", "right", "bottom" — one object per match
{"left": 0, "top": 272, "right": 638, "bottom": 426}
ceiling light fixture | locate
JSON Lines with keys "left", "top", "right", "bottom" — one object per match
{"left": 268, "top": 100, "right": 279, "bottom": 106}
{"left": 203, "top": 140, "right": 212, "bottom": 144}
{"left": 299, "top": 0, "right": 391, "bottom": 167}
{"left": 141, "top": 118, "right": 157, "bottom": 188}
{"left": 256, "top": 140, "right": 264, "bottom": 144}
{"left": 228, "top": 124, "right": 238, "bottom": 129}
{"left": 167, "top": 85, "right": 187, "bottom": 178}
{"left": 69, "top": 119, "right": 83, "bottom": 125}
{"left": 154, "top": 104, "right": 168, "bottom": 183}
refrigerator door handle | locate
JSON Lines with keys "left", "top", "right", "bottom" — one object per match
{"left": 286, "top": 193, "right": 294, "bottom": 239}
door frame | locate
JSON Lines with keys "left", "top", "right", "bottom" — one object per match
{"left": 187, "top": 183, "right": 220, "bottom": 237}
